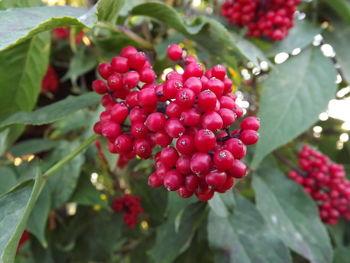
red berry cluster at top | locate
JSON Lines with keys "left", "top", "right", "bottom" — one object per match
{"left": 221, "top": 0, "right": 301, "bottom": 41}
{"left": 288, "top": 145, "right": 350, "bottom": 225}
{"left": 41, "top": 66, "right": 59, "bottom": 93}
{"left": 112, "top": 194, "right": 143, "bottom": 228}
{"left": 93, "top": 44, "right": 260, "bottom": 201}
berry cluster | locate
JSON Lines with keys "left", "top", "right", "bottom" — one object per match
{"left": 53, "top": 27, "right": 84, "bottom": 44}
{"left": 288, "top": 146, "right": 350, "bottom": 225}
{"left": 41, "top": 66, "right": 59, "bottom": 93}
{"left": 112, "top": 194, "right": 143, "bottom": 228}
{"left": 93, "top": 44, "right": 260, "bottom": 201}
{"left": 221, "top": 0, "right": 301, "bottom": 41}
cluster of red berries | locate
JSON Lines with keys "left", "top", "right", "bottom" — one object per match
{"left": 288, "top": 145, "right": 350, "bottom": 225}
{"left": 41, "top": 66, "right": 59, "bottom": 93}
{"left": 112, "top": 194, "right": 143, "bottom": 228}
{"left": 93, "top": 44, "right": 260, "bottom": 201}
{"left": 221, "top": 0, "right": 301, "bottom": 41}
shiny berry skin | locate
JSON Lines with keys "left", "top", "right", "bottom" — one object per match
{"left": 98, "top": 62, "right": 113, "bottom": 79}
{"left": 138, "top": 87, "right": 157, "bottom": 108}
{"left": 213, "top": 149, "right": 234, "bottom": 170}
{"left": 216, "top": 176, "right": 234, "bottom": 193}
{"left": 206, "top": 78, "right": 224, "bottom": 98}
{"left": 101, "top": 121, "right": 121, "bottom": 140}
{"left": 165, "top": 118, "right": 185, "bottom": 138}
{"left": 131, "top": 122, "right": 148, "bottom": 138}
{"left": 212, "top": 64, "right": 226, "bottom": 80}
{"left": 133, "top": 139, "right": 152, "bottom": 159}
{"left": 180, "top": 108, "right": 201, "bottom": 127}
{"left": 92, "top": 79, "right": 107, "bottom": 94}
{"left": 240, "top": 130, "right": 259, "bottom": 145}
{"left": 240, "top": 116, "right": 260, "bottom": 131}
{"left": 176, "top": 135, "right": 195, "bottom": 155}
{"left": 198, "top": 90, "right": 217, "bottom": 112}
{"left": 184, "top": 55, "right": 197, "bottom": 65}
{"left": 190, "top": 152, "right": 212, "bottom": 175}
{"left": 164, "top": 79, "right": 183, "bottom": 99}
{"left": 120, "top": 46, "right": 138, "bottom": 58}
{"left": 128, "top": 52, "right": 146, "bottom": 70}
{"left": 206, "top": 171, "right": 227, "bottom": 188}
{"left": 225, "top": 138, "right": 246, "bottom": 159}
{"left": 184, "top": 77, "right": 202, "bottom": 95}
{"left": 123, "top": 71, "right": 140, "bottom": 88}
{"left": 177, "top": 187, "right": 193, "bottom": 198}
{"left": 184, "top": 63, "right": 203, "bottom": 79}
{"left": 160, "top": 147, "right": 179, "bottom": 169}
{"left": 176, "top": 88, "right": 196, "bottom": 108}
{"left": 107, "top": 73, "right": 123, "bottom": 91}
{"left": 185, "top": 174, "right": 199, "bottom": 192}
{"left": 140, "top": 68, "right": 156, "bottom": 83}
{"left": 130, "top": 107, "right": 147, "bottom": 124}
{"left": 195, "top": 190, "right": 214, "bottom": 201}
{"left": 166, "top": 102, "right": 182, "bottom": 118}
{"left": 176, "top": 155, "right": 191, "bottom": 175}
{"left": 110, "top": 104, "right": 128, "bottom": 123}
{"left": 111, "top": 56, "right": 129, "bottom": 73}
{"left": 114, "top": 135, "right": 133, "bottom": 153}
{"left": 145, "top": 112, "right": 166, "bottom": 132}
{"left": 148, "top": 172, "right": 163, "bottom": 187}
{"left": 164, "top": 170, "right": 184, "bottom": 191}
{"left": 125, "top": 91, "right": 139, "bottom": 107}
{"left": 220, "top": 96, "right": 235, "bottom": 110}
{"left": 219, "top": 108, "right": 236, "bottom": 127}
{"left": 167, "top": 44, "right": 183, "bottom": 61}
{"left": 201, "top": 111, "right": 223, "bottom": 131}
{"left": 228, "top": 160, "right": 247, "bottom": 178}
{"left": 194, "top": 129, "right": 216, "bottom": 152}
{"left": 153, "top": 131, "right": 172, "bottom": 147}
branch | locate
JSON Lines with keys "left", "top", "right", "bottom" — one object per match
{"left": 273, "top": 151, "right": 308, "bottom": 177}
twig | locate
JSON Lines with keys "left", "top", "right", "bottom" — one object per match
{"left": 273, "top": 151, "right": 308, "bottom": 177}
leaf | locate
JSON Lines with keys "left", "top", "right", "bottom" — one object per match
{"left": 0, "top": 32, "right": 50, "bottom": 147}
{"left": 252, "top": 47, "right": 337, "bottom": 167}
{"left": 253, "top": 165, "right": 333, "bottom": 263}
{"left": 148, "top": 202, "right": 206, "bottom": 263}
{"left": 321, "top": 0, "right": 350, "bottom": 24}
{"left": 9, "top": 139, "right": 59, "bottom": 157}
{"left": 265, "top": 20, "right": 322, "bottom": 56}
{"left": 0, "top": 167, "right": 17, "bottom": 195}
{"left": 97, "top": 0, "right": 125, "bottom": 24}
{"left": 0, "top": 5, "right": 93, "bottom": 51}
{"left": 0, "top": 92, "right": 101, "bottom": 128}
{"left": 47, "top": 140, "right": 85, "bottom": 209}
{"left": 130, "top": 2, "right": 267, "bottom": 65}
{"left": 27, "top": 185, "right": 51, "bottom": 247}
{"left": 333, "top": 247, "right": 350, "bottom": 263}
{"left": 0, "top": 169, "right": 46, "bottom": 263}
{"left": 0, "top": 0, "right": 42, "bottom": 10}
{"left": 324, "top": 20, "right": 350, "bottom": 83}
{"left": 70, "top": 174, "right": 108, "bottom": 208}
{"left": 207, "top": 193, "right": 292, "bottom": 263}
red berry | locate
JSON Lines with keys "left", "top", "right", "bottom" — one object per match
{"left": 228, "top": 160, "right": 247, "bottom": 178}
{"left": 153, "top": 130, "right": 172, "bottom": 147}
{"left": 133, "top": 139, "right": 152, "bottom": 159}
{"left": 101, "top": 121, "right": 121, "bottom": 140}
{"left": 176, "top": 135, "right": 195, "bottom": 155}
{"left": 180, "top": 108, "right": 201, "bottom": 127}
{"left": 194, "top": 129, "right": 216, "bottom": 152}
{"left": 225, "top": 138, "right": 246, "bottom": 159}
{"left": 92, "top": 79, "right": 107, "bottom": 94}
{"left": 213, "top": 149, "right": 234, "bottom": 170}
{"left": 120, "top": 46, "right": 138, "bottom": 58}
{"left": 176, "top": 155, "right": 191, "bottom": 175}
{"left": 165, "top": 118, "right": 185, "bottom": 138}
{"left": 111, "top": 56, "right": 129, "bottom": 73}
{"left": 184, "top": 77, "right": 202, "bottom": 95}
{"left": 145, "top": 112, "right": 166, "bottom": 132}
{"left": 167, "top": 44, "right": 183, "bottom": 61}
{"left": 201, "top": 111, "right": 223, "bottom": 131}
{"left": 131, "top": 122, "right": 149, "bottom": 138}
{"left": 98, "top": 62, "right": 113, "bottom": 79}
{"left": 160, "top": 147, "right": 179, "bottom": 169}
{"left": 123, "top": 71, "right": 140, "bottom": 89}
{"left": 176, "top": 88, "right": 196, "bottom": 108}
{"left": 110, "top": 103, "right": 129, "bottom": 123}
{"left": 128, "top": 52, "right": 146, "bottom": 70}
{"left": 108, "top": 73, "right": 123, "bottom": 91}
{"left": 148, "top": 172, "right": 163, "bottom": 187}
{"left": 240, "top": 130, "right": 259, "bottom": 145}
{"left": 190, "top": 152, "right": 212, "bottom": 175}
{"left": 115, "top": 135, "right": 133, "bottom": 153}
{"left": 206, "top": 171, "right": 227, "bottom": 188}
{"left": 198, "top": 90, "right": 217, "bottom": 112}
{"left": 240, "top": 116, "right": 260, "bottom": 131}
{"left": 164, "top": 170, "right": 184, "bottom": 191}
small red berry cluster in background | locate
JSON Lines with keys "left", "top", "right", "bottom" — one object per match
{"left": 41, "top": 66, "right": 59, "bottom": 93}
{"left": 93, "top": 44, "right": 260, "bottom": 201}
{"left": 53, "top": 27, "right": 84, "bottom": 44}
{"left": 221, "top": 0, "right": 301, "bottom": 41}
{"left": 112, "top": 194, "right": 143, "bottom": 228}
{"left": 288, "top": 145, "right": 350, "bottom": 225}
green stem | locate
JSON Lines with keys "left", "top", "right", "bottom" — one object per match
{"left": 43, "top": 134, "right": 100, "bottom": 178}
{"left": 95, "top": 23, "right": 153, "bottom": 50}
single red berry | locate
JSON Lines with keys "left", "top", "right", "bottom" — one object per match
{"left": 128, "top": 52, "right": 147, "bottom": 70}
{"left": 198, "top": 90, "right": 217, "bottom": 112}
{"left": 194, "top": 129, "right": 216, "bottom": 152}
{"left": 177, "top": 187, "right": 193, "bottom": 198}
{"left": 224, "top": 138, "right": 247, "bottom": 159}
{"left": 111, "top": 56, "right": 129, "bottom": 73}
{"left": 130, "top": 107, "right": 147, "bottom": 124}
{"left": 160, "top": 147, "right": 179, "bottom": 169}
{"left": 140, "top": 67, "right": 156, "bottom": 83}
{"left": 107, "top": 73, "right": 123, "bottom": 91}
{"left": 98, "top": 62, "right": 113, "bottom": 79}
{"left": 240, "top": 130, "right": 259, "bottom": 145}
{"left": 212, "top": 64, "right": 226, "bottom": 80}
{"left": 206, "top": 171, "right": 227, "bottom": 188}
{"left": 213, "top": 149, "right": 234, "bottom": 170}
{"left": 148, "top": 172, "right": 163, "bottom": 187}
{"left": 167, "top": 44, "right": 183, "bottom": 61}
{"left": 133, "top": 139, "right": 152, "bottom": 159}
{"left": 176, "top": 135, "right": 195, "bottom": 155}
{"left": 120, "top": 46, "right": 138, "bottom": 58}
{"left": 184, "top": 77, "right": 202, "bottom": 95}
{"left": 145, "top": 112, "right": 166, "bottom": 132}
{"left": 92, "top": 79, "right": 107, "bottom": 94}
{"left": 240, "top": 116, "right": 260, "bottom": 131}
{"left": 180, "top": 108, "right": 201, "bottom": 127}
{"left": 114, "top": 135, "right": 133, "bottom": 153}
{"left": 190, "top": 152, "right": 212, "bottom": 175}
{"left": 166, "top": 102, "right": 182, "bottom": 118}
{"left": 176, "top": 88, "right": 196, "bottom": 108}
{"left": 165, "top": 118, "right": 185, "bottom": 138}
{"left": 228, "top": 160, "right": 247, "bottom": 178}
{"left": 176, "top": 155, "right": 191, "bottom": 175}
{"left": 101, "top": 121, "right": 121, "bottom": 140}
{"left": 131, "top": 122, "right": 149, "bottom": 138}
{"left": 123, "top": 71, "right": 140, "bottom": 89}
{"left": 164, "top": 170, "right": 184, "bottom": 191}
{"left": 153, "top": 130, "right": 172, "bottom": 147}
{"left": 110, "top": 103, "right": 129, "bottom": 123}
{"left": 201, "top": 111, "right": 223, "bottom": 131}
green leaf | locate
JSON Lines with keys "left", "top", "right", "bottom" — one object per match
{"left": 148, "top": 202, "right": 206, "bottom": 263}
{"left": 324, "top": 20, "right": 350, "bottom": 83}
{"left": 252, "top": 47, "right": 337, "bottom": 167}
{"left": 0, "top": 92, "right": 101, "bottom": 128}
{"left": 208, "top": 193, "right": 292, "bottom": 263}
{"left": 27, "top": 185, "right": 51, "bottom": 247}
{"left": 265, "top": 20, "right": 322, "bottom": 56}
{"left": 253, "top": 165, "right": 333, "bottom": 263}
{"left": 0, "top": 169, "right": 46, "bottom": 263}
{"left": 131, "top": 2, "right": 267, "bottom": 66}
{"left": 333, "top": 247, "right": 350, "bottom": 263}
{"left": 0, "top": 167, "right": 17, "bottom": 195}
{"left": 321, "top": 0, "right": 350, "bottom": 24}
{"left": 0, "top": 6, "right": 93, "bottom": 51}
{"left": 9, "top": 139, "right": 59, "bottom": 157}
{"left": 0, "top": 0, "right": 42, "bottom": 10}
{"left": 0, "top": 32, "right": 50, "bottom": 147}
{"left": 70, "top": 174, "right": 108, "bottom": 208}
{"left": 97, "top": 0, "right": 125, "bottom": 24}
{"left": 47, "top": 140, "right": 85, "bottom": 209}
